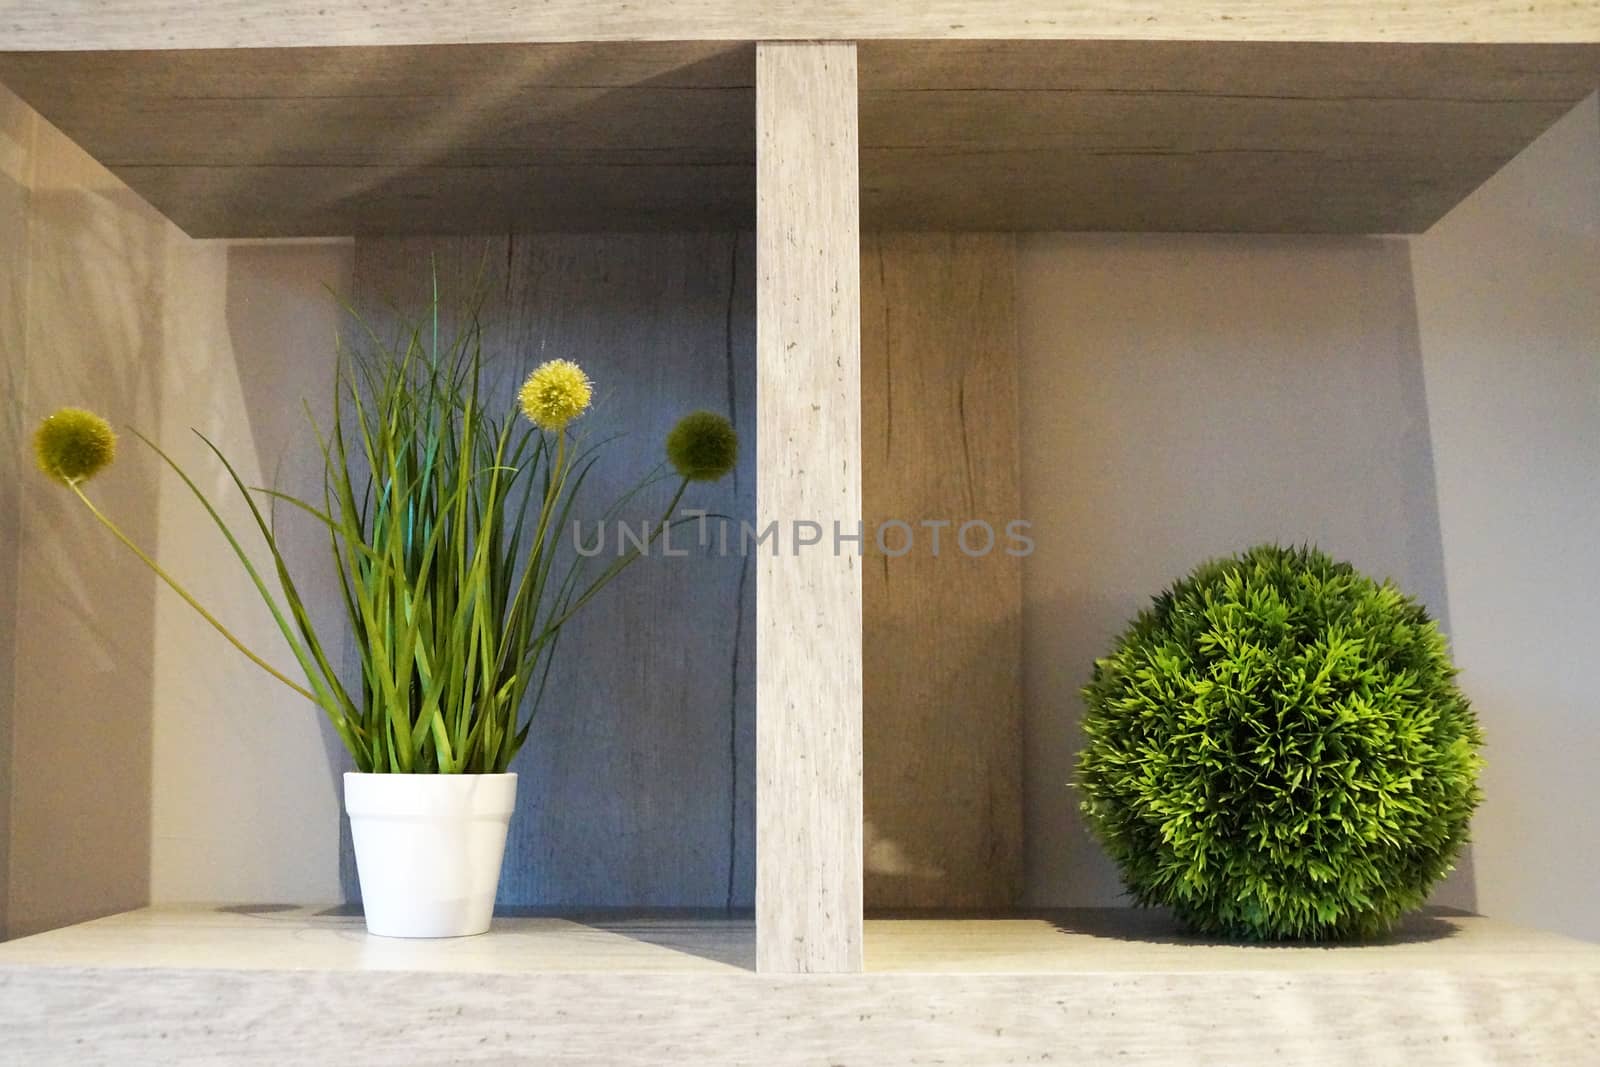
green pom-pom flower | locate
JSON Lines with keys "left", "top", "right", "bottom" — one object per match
{"left": 665, "top": 411, "right": 738, "bottom": 482}
{"left": 1077, "top": 544, "right": 1484, "bottom": 941}
{"left": 34, "top": 407, "right": 117, "bottom": 484}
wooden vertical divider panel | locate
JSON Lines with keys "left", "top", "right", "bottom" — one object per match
{"left": 755, "top": 41, "right": 864, "bottom": 973}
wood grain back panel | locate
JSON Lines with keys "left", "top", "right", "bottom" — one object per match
{"left": 860, "top": 233, "right": 1023, "bottom": 910}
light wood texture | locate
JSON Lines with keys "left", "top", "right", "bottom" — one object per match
{"left": 0, "top": 44, "right": 755, "bottom": 237}
{"left": 858, "top": 42, "right": 1600, "bottom": 233}
{"left": 350, "top": 235, "right": 755, "bottom": 909}
{"left": 5, "top": 966, "right": 1594, "bottom": 1065}
{"left": 0, "top": 905, "right": 753, "bottom": 972}
{"left": 860, "top": 233, "right": 1023, "bottom": 910}
{"left": 8, "top": 904, "right": 1598, "bottom": 976}
{"left": 2, "top": 1, "right": 1598, "bottom": 48}
{"left": 2, "top": 907, "right": 1598, "bottom": 1063}
{"left": 863, "top": 909, "right": 1600, "bottom": 973}
{"left": 755, "top": 42, "right": 864, "bottom": 973}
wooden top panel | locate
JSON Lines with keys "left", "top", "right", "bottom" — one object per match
{"left": 0, "top": 43, "right": 757, "bottom": 236}
{"left": 1, "top": 1, "right": 1597, "bottom": 49}
{"left": 2, "top": 41, "right": 1597, "bottom": 235}
{"left": 858, "top": 41, "right": 1600, "bottom": 233}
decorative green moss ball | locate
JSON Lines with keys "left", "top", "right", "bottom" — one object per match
{"left": 1077, "top": 544, "right": 1484, "bottom": 940}
{"left": 665, "top": 410, "right": 738, "bottom": 482}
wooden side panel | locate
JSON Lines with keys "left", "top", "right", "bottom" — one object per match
{"left": 1410, "top": 95, "right": 1600, "bottom": 942}
{"left": 755, "top": 42, "right": 863, "bottom": 973}
{"left": 0, "top": 82, "right": 33, "bottom": 942}
{"left": 860, "top": 233, "right": 1023, "bottom": 910}
{"left": 5, "top": 84, "right": 165, "bottom": 939}
{"left": 1, "top": 83, "right": 361, "bottom": 931}
{"left": 350, "top": 234, "right": 756, "bottom": 909}
{"left": 2, "top": 1, "right": 1598, "bottom": 48}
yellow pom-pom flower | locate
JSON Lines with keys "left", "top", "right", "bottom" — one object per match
{"left": 33, "top": 407, "right": 117, "bottom": 484}
{"left": 518, "top": 360, "right": 593, "bottom": 432}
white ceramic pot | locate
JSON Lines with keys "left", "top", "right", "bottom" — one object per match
{"left": 344, "top": 772, "right": 517, "bottom": 938}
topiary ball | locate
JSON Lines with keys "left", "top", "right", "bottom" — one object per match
{"left": 1077, "top": 544, "right": 1483, "bottom": 941}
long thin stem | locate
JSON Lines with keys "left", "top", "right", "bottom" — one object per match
{"left": 69, "top": 481, "right": 319, "bottom": 703}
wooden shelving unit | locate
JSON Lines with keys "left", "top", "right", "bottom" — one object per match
{"left": 2, "top": 3, "right": 1598, "bottom": 1060}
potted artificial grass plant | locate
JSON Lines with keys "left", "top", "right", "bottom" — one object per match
{"left": 31, "top": 288, "right": 737, "bottom": 938}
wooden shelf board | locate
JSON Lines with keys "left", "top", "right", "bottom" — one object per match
{"left": 3, "top": 905, "right": 1596, "bottom": 977}
{"left": 865, "top": 907, "right": 1600, "bottom": 974}
{"left": 2, "top": 1, "right": 1598, "bottom": 49}
{"left": 4, "top": 907, "right": 1597, "bottom": 1062}
{"left": 0, "top": 905, "right": 756, "bottom": 974}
